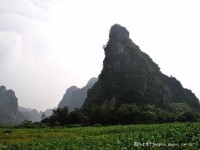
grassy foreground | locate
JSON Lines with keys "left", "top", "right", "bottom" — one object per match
{"left": 0, "top": 122, "right": 199, "bottom": 149}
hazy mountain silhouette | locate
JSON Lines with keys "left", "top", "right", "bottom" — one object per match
{"left": 58, "top": 77, "right": 97, "bottom": 111}
{"left": 19, "top": 106, "right": 53, "bottom": 122}
{"left": 18, "top": 106, "right": 42, "bottom": 122}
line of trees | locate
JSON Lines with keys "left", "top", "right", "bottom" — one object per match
{"left": 41, "top": 103, "right": 200, "bottom": 126}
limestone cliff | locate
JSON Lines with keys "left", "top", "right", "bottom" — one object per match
{"left": 0, "top": 86, "right": 24, "bottom": 126}
{"left": 83, "top": 24, "right": 200, "bottom": 113}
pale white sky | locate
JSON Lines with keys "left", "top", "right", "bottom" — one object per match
{"left": 0, "top": 0, "right": 200, "bottom": 111}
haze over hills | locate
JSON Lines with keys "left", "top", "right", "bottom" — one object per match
{"left": 0, "top": 85, "right": 53, "bottom": 126}
{"left": 18, "top": 106, "right": 53, "bottom": 123}
{"left": 58, "top": 77, "right": 97, "bottom": 111}
{"left": 0, "top": 24, "right": 199, "bottom": 126}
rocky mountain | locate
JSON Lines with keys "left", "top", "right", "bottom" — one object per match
{"left": 19, "top": 106, "right": 43, "bottom": 122}
{"left": 58, "top": 86, "right": 78, "bottom": 109}
{"left": 83, "top": 24, "right": 200, "bottom": 118}
{"left": 0, "top": 86, "right": 24, "bottom": 126}
{"left": 19, "top": 106, "right": 53, "bottom": 122}
{"left": 18, "top": 106, "right": 32, "bottom": 112}
{"left": 58, "top": 77, "right": 97, "bottom": 111}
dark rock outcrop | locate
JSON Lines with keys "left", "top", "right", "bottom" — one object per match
{"left": 0, "top": 86, "right": 24, "bottom": 126}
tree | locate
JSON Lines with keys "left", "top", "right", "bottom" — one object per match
{"left": 41, "top": 113, "right": 47, "bottom": 120}
{"left": 44, "top": 107, "right": 69, "bottom": 126}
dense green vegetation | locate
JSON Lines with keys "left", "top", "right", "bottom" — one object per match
{"left": 41, "top": 105, "right": 200, "bottom": 126}
{"left": 0, "top": 122, "right": 199, "bottom": 149}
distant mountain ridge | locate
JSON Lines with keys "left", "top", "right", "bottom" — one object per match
{"left": 19, "top": 106, "right": 53, "bottom": 122}
{"left": 18, "top": 106, "right": 43, "bottom": 122}
{"left": 58, "top": 77, "right": 97, "bottom": 111}
{"left": 0, "top": 85, "right": 54, "bottom": 125}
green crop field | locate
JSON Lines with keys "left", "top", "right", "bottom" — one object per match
{"left": 0, "top": 122, "right": 199, "bottom": 150}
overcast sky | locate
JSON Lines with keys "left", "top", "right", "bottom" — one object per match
{"left": 0, "top": 0, "right": 200, "bottom": 111}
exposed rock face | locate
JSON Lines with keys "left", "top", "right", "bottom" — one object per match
{"left": 0, "top": 86, "right": 24, "bottom": 126}
{"left": 58, "top": 77, "right": 97, "bottom": 111}
{"left": 83, "top": 24, "right": 200, "bottom": 112}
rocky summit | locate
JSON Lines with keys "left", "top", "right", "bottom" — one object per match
{"left": 0, "top": 86, "right": 24, "bottom": 126}
{"left": 83, "top": 24, "right": 199, "bottom": 116}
